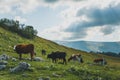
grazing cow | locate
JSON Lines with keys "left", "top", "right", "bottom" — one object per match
{"left": 68, "top": 54, "right": 83, "bottom": 63}
{"left": 93, "top": 58, "right": 107, "bottom": 65}
{"left": 41, "top": 49, "right": 46, "bottom": 55}
{"left": 47, "top": 51, "right": 67, "bottom": 64}
{"left": 14, "top": 44, "right": 36, "bottom": 61}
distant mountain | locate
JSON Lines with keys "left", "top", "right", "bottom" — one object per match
{"left": 56, "top": 41, "right": 120, "bottom": 53}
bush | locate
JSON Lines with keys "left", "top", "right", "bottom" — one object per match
{"left": 0, "top": 18, "right": 37, "bottom": 39}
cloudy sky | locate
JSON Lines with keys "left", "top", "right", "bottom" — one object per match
{"left": 0, "top": 0, "right": 120, "bottom": 42}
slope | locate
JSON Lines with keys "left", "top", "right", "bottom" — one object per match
{"left": 0, "top": 27, "right": 120, "bottom": 80}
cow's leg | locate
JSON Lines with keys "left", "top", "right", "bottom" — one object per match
{"left": 51, "top": 59, "right": 53, "bottom": 63}
{"left": 81, "top": 58, "right": 83, "bottom": 63}
{"left": 54, "top": 59, "right": 55, "bottom": 63}
{"left": 19, "top": 54, "right": 22, "bottom": 60}
{"left": 55, "top": 59, "right": 57, "bottom": 63}
{"left": 52, "top": 59, "right": 54, "bottom": 63}
{"left": 30, "top": 53, "right": 34, "bottom": 61}
{"left": 63, "top": 58, "right": 67, "bottom": 64}
{"left": 52, "top": 59, "right": 55, "bottom": 63}
{"left": 102, "top": 60, "right": 105, "bottom": 65}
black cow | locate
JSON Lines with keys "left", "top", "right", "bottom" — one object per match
{"left": 47, "top": 51, "right": 67, "bottom": 64}
{"left": 41, "top": 49, "right": 46, "bottom": 55}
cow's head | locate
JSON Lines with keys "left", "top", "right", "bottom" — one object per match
{"left": 47, "top": 54, "right": 52, "bottom": 59}
{"left": 13, "top": 45, "right": 16, "bottom": 51}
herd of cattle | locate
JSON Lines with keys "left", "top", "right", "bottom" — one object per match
{"left": 14, "top": 44, "right": 107, "bottom": 65}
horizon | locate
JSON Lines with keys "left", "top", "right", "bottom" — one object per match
{"left": 54, "top": 40, "right": 120, "bottom": 43}
{"left": 0, "top": 0, "right": 120, "bottom": 42}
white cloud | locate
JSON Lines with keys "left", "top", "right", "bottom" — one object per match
{"left": 18, "top": 0, "right": 40, "bottom": 14}
{"left": 37, "top": 0, "right": 120, "bottom": 42}
{"left": 58, "top": 0, "right": 120, "bottom": 41}
{"left": 38, "top": 25, "right": 72, "bottom": 41}
{"left": 0, "top": 0, "right": 80, "bottom": 14}
{"left": 1, "top": 0, "right": 120, "bottom": 42}
{"left": 14, "top": 16, "right": 26, "bottom": 23}
{"left": 0, "top": 0, "right": 40, "bottom": 14}
{"left": 84, "top": 26, "right": 120, "bottom": 42}
{"left": 0, "top": 0, "right": 15, "bottom": 13}
{"left": 0, "top": 0, "right": 85, "bottom": 14}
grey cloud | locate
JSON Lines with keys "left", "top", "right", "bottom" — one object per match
{"left": 64, "top": 20, "right": 103, "bottom": 40}
{"left": 100, "top": 26, "right": 115, "bottom": 35}
{"left": 44, "top": 0, "right": 58, "bottom": 3}
{"left": 77, "top": 4, "right": 120, "bottom": 26}
{"left": 72, "top": 0, "right": 85, "bottom": 1}
{"left": 65, "top": 25, "right": 88, "bottom": 40}
{"left": 43, "top": 0, "right": 84, "bottom": 3}
{"left": 64, "top": 2, "right": 120, "bottom": 40}
{"left": 67, "top": 29, "right": 87, "bottom": 40}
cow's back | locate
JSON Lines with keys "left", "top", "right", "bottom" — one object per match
{"left": 94, "top": 58, "right": 103, "bottom": 63}
{"left": 49, "top": 52, "right": 66, "bottom": 59}
{"left": 55, "top": 52, "right": 66, "bottom": 59}
{"left": 15, "top": 44, "right": 34, "bottom": 54}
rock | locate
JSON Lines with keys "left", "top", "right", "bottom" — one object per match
{"left": 25, "top": 58, "right": 31, "bottom": 61}
{"left": 0, "top": 65, "right": 6, "bottom": 70}
{"left": 22, "top": 73, "right": 28, "bottom": 77}
{"left": 0, "top": 54, "right": 10, "bottom": 60}
{"left": 0, "top": 61, "right": 7, "bottom": 70}
{"left": 27, "top": 67, "right": 35, "bottom": 72}
{"left": 38, "top": 77, "right": 50, "bottom": 80}
{"left": 18, "top": 62, "right": 31, "bottom": 70}
{"left": 12, "top": 58, "right": 17, "bottom": 62}
{"left": 10, "top": 62, "right": 31, "bottom": 73}
{"left": 52, "top": 73, "right": 61, "bottom": 77}
{"left": 0, "top": 61, "right": 8, "bottom": 65}
{"left": 33, "top": 57, "right": 44, "bottom": 61}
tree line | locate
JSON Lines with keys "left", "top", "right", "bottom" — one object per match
{"left": 0, "top": 18, "right": 37, "bottom": 39}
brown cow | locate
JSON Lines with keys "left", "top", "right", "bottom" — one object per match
{"left": 14, "top": 44, "right": 36, "bottom": 61}
{"left": 93, "top": 58, "right": 107, "bottom": 65}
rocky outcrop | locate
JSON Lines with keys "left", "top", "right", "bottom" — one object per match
{"left": 10, "top": 62, "right": 31, "bottom": 73}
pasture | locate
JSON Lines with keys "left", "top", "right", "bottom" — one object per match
{"left": 0, "top": 27, "right": 120, "bottom": 80}
{"left": 0, "top": 57, "right": 120, "bottom": 80}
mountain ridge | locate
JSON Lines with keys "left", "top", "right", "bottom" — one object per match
{"left": 56, "top": 41, "right": 120, "bottom": 53}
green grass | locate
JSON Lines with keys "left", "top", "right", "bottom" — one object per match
{"left": 0, "top": 27, "right": 120, "bottom": 80}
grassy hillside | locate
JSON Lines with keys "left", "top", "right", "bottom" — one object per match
{"left": 0, "top": 27, "right": 120, "bottom": 80}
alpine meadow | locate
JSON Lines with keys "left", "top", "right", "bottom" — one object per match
{"left": 0, "top": 19, "right": 120, "bottom": 80}
{"left": 1, "top": 0, "right": 120, "bottom": 80}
